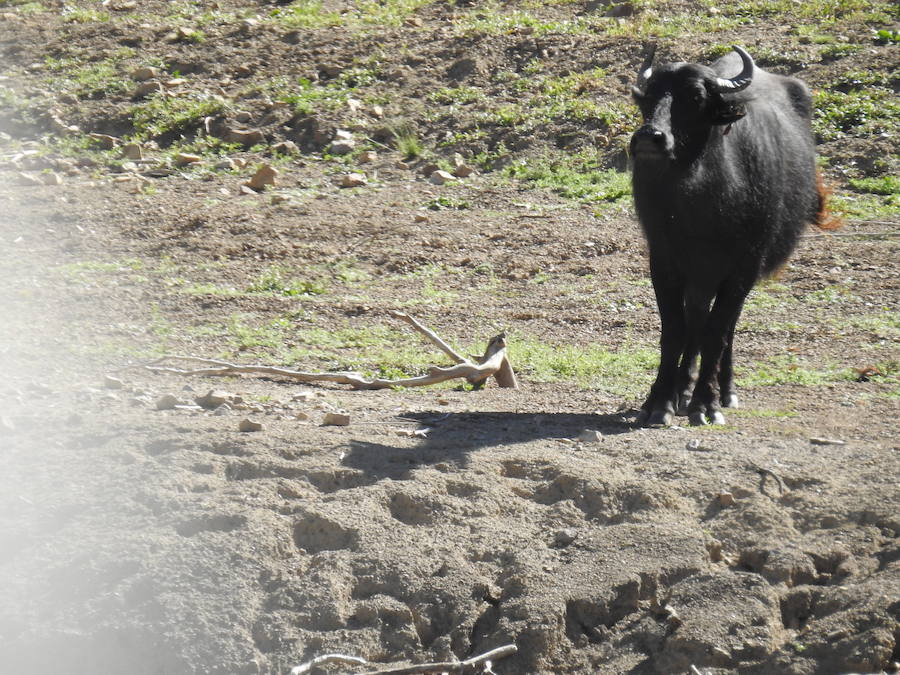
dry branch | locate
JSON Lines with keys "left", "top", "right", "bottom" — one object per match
{"left": 141, "top": 313, "right": 518, "bottom": 391}
{"left": 289, "top": 644, "right": 517, "bottom": 675}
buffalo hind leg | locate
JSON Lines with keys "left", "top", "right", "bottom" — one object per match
{"left": 688, "top": 279, "right": 751, "bottom": 426}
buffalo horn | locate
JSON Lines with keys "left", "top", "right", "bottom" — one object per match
{"left": 713, "top": 45, "right": 754, "bottom": 92}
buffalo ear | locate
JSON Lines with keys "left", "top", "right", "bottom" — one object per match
{"left": 710, "top": 97, "right": 746, "bottom": 125}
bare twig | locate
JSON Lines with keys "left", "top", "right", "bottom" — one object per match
{"left": 362, "top": 644, "right": 518, "bottom": 674}
{"left": 289, "top": 645, "right": 517, "bottom": 675}
{"left": 291, "top": 654, "right": 368, "bottom": 674}
{"left": 748, "top": 463, "right": 786, "bottom": 496}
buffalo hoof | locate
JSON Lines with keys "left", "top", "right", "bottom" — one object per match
{"left": 676, "top": 391, "right": 692, "bottom": 416}
{"left": 688, "top": 410, "right": 727, "bottom": 426}
{"left": 722, "top": 392, "right": 740, "bottom": 408}
{"left": 646, "top": 410, "right": 673, "bottom": 427}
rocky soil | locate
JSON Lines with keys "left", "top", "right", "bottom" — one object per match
{"left": 0, "top": 1, "right": 898, "bottom": 674}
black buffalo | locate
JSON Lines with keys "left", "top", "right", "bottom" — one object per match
{"left": 629, "top": 45, "right": 833, "bottom": 426}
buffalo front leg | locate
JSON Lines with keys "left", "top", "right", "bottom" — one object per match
{"left": 688, "top": 279, "right": 751, "bottom": 425}
{"left": 639, "top": 269, "right": 685, "bottom": 427}
{"left": 718, "top": 318, "right": 740, "bottom": 409}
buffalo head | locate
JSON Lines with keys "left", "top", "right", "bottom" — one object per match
{"left": 630, "top": 46, "right": 754, "bottom": 163}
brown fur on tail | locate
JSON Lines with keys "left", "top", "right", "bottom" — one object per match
{"left": 814, "top": 170, "right": 842, "bottom": 231}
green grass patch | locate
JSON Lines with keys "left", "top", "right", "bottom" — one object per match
{"left": 272, "top": 0, "right": 432, "bottom": 29}
{"left": 505, "top": 151, "right": 631, "bottom": 205}
{"left": 848, "top": 175, "right": 900, "bottom": 196}
{"left": 813, "top": 88, "right": 900, "bottom": 140}
{"left": 246, "top": 266, "right": 327, "bottom": 297}
{"left": 508, "top": 337, "right": 658, "bottom": 396}
{"left": 61, "top": 6, "right": 109, "bottom": 23}
{"left": 737, "top": 354, "right": 852, "bottom": 387}
{"left": 130, "top": 92, "right": 228, "bottom": 140}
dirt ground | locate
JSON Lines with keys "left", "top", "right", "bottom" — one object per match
{"left": 0, "top": 1, "right": 898, "bottom": 674}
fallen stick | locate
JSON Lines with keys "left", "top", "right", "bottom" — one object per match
{"left": 289, "top": 644, "right": 517, "bottom": 675}
{"left": 364, "top": 644, "right": 517, "bottom": 674}
{"left": 141, "top": 313, "right": 518, "bottom": 390}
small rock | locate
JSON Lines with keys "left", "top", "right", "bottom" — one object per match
{"left": 554, "top": 528, "right": 578, "bottom": 546}
{"left": 132, "top": 81, "right": 162, "bottom": 99}
{"left": 213, "top": 403, "right": 232, "bottom": 416}
{"left": 104, "top": 375, "right": 125, "bottom": 389}
{"left": 271, "top": 140, "right": 299, "bottom": 156}
{"left": 41, "top": 172, "right": 62, "bottom": 185}
{"left": 89, "top": 133, "right": 119, "bottom": 149}
{"left": 214, "top": 157, "right": 237, "bottom": 171}
{"left": 414, "top": 213, "right": 429, "bottom": 223}
{"left": 131, "top": 66, "right": 158, "bottom": 81}
{"left": 686, "top": 438, "right": 714, "bottom": 452}
{"left": 347, "top": 97, "right": 362, "bottom": 113}
{"left": 156, "top": 393, "right": 179, "bottom": 410}
{"left": 195, "top": 389, "right": 233, "bottom": 409}
{"left": 340, "top": 173, "right": 367, "bottom": 188}
{"left": 329, "top": 139, "right": 355, "bottom": 155}
{"left": 239, "top": 184, "right": 258, "bottom": 196}
{"left": 16, "top": 172, "right": 43, "bottom": 186}
{"left": 717, "top": 491, "right": 736, "bottom": 507}
{"left": 292, "top": 391, "right": 315, "bottom": 402}
{"left": 295, "top": 411, "right": 310, "bottom": 421}
{"left": 245, "top": 164, "right": 278, "bottom": 190}
{"left": 121, "top": 143, "right": 143, "bottom": 160}
{"left": 224, "top": 128, "right": 265, "bottom": 146}
{"left": 239, "top": 418, "right": 263, "bottom": 432}
{"left": 663, "top": 604, "right": 682, "bottom": 627}
{"left": 453, "top": 164, "right": 476, "bottom": 178}
{"left": 270, "top": 193, "right": 290, "bottom": 205}
{"left": 358, "top": 150, "right": 377, "bottom": 163}
{"left": 371, "top": 104, "right": 384, "bottom": 118}
{"left": 577, "top": 429, "right": 603, "bottom": 443}
{"left": 334, "top": 129, "right": 354, "bottom": 141}
{"left": 175, "top": 153, "right": 202, "bottom": 167}
{"left": 809, "top": 437, "right": 846, "bottom": 446}
{"left": 322, "top": 412, "right": 351, "bottom": 426}
{"left": 420, "top": 163, "right": 440, "bottom": 177}
{"left": 429, "top": 170, "right": 456, "bottom": 185}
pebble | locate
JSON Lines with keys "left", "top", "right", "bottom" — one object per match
{"left": 577, "top": 429, "right": 603, "bottom": 443}
{"left": 686, "top": 438, "right": 714, "bottom": 452}
{"left": 323, "top": 412, "right": 351, "bottom": 426}
{"left": 340, "top": 173, "right": 367, "bottom": 188}
{"left": 214, "top": 158, "right": 237, "bottom": 171}
{"left": 554, "top": 528, "right": 578, "bottom": 546}
{"left": 122, "top": 143, "right": 143, "bottom": 160}
{"left": 292, "top": 391, "right": 315, "bottom": 402}
{"left": 429, "top": 170, "right": 456, "bottom": 185}
{"left": 89, "top": 133, "right": 119, "bottom": 149}
{"left": 271, "top": 140, "right": 299, "bottom": 156}
{"left": 104, "top": 375, "right": 125, "bottom": 389}
{"left": 809, "top": 437, "right": 846, "bottom": 446}
{"left": 155, "top": 393, "right": 179, "bottom": 410}
{"left": 175, "top": 153, "right": 202, "bottom": 167}
{"left": 717, "top": 491, "right": 736, "bottom": 507}
{"left": 195, "top": 389, "right": 233, "bottom": 409}
{"left": 213, "top": 403, "right": 232, "bottom": 416}
{"left": 329, "top": 139, "right": 355, "bottom": 155}
{"left": 130, "top": 66, "right": 158, "bottom": 81}
{"left": 132, "top": 81, "right": 162, "bottom": 99}
{"left": 453, "top": 164, "right": 476, "bottom": 178}
{"left": 239, "top": 418, "right": 263, "bottom": 432}
{"left": 358, "top": 150, "right": 377, "bottom": 163}
{"left": 41, "top": 172, "right": 62, "bottom": 185}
